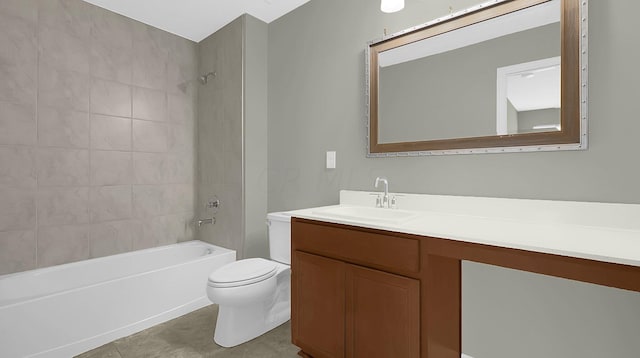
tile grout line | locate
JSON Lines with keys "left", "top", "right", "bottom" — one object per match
{"left": 130, "top": 29, "right": 135, "bottom": 252}
{"left": 88, "top": 12, "right": 94, "bottom": 260}
{"left": 34, "top": 1, "right": 40, "bottom": 270}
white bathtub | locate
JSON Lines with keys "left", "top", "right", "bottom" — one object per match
{"left": 0, "top": 240, "right": 235, "bottom": 358}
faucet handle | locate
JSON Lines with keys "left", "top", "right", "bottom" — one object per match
{"left": 375, "top": 195, "right": 382, "bottom": 208}
{"left": 390, "top": 195, "right": 397, "bottom": 209}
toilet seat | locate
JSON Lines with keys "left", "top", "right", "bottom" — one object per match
{"left": 208, "top": 258, "right": 277, "bottom": 288}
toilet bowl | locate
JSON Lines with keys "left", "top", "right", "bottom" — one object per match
{"left": 206, "top": 212, "right": 292, "bottom": 348}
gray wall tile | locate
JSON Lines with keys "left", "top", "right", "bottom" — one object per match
{"left": 38, "top": 106, "right": 89, "bottom": 148}
{"left": 91, "top": 7, "right": 132, "bottom": 50}
{"left": 0, "top": 146, "right": 37, "bottom": 188}
{"left": 0, "top": 230, "right": 36, "bottom": 275}
{"left": 89, "top": 219, "right": 139, "bottom": 258}
{"left": 169, "top": 184, "right": 194, "bottom": 213}
{"left": 38, "top": 187, "right": 89, "bottom": 226}
{"left": 132, "top": 22, "right": 171, "bottom": 58}
{"left": 0, "top": 101, "right": 36, "bottom": 145}
{"left": 37, "top": 225, "right": 89, "bottom": 267}
{"left": 132, "top": 45, "right": 167, "bottom": 90}
{"left": 133, "top": 185, "right": 168, "bottom": 218}
{"left": 168, "top": 93, "right": 195, "bottom": 124}
{"left": 168, "top": 123, "right": 194, "bottom": 154}
{"left": 167, "top": 153, "right": 194, "bottom": 184}
{"left": 91, "top": 40, "right": 132, "bottom": 84}
{"left": 0, "top": 188, "right": 35, "bottom": 231}
{"left": 90, "top": 185, "right": 132, "bottom": 222}
{"left": 38, "top": 26, "right": 90, "bottom": 73}
{"left": 166, "top": 212, "right": 195, "bottom": 243}
{"left": 196, "top": 15, "right": 245, "bottom": 255}
{"left": 0, "top": 11, "right": 37, "bottom": 66}
{"left": 169, "top": 37, "right": 197, "bottom": 68}
{"left": 132, "top": 87, "right": 166, "bottom": 121}
{"left": 0, "top": 12, "right": 37, "bottom": 105}
{"left": 167, "top": 62, "right": 196, "bottom": 96}
{"left": 0, "top": 0, "right": 37, "bottom": 24}
{"left": 91, "top": 150, "right": 132, "bottom": 186}
{"left": 38, "top": 65, "right": 90, "bottom": 111}
{"left": 136, "top": 215, "right": 171, "bottom": 250}
{"left": 90, "top": 114, "right": 131, "bottom": 151}
{"left": 37, "top": 148, "right": 89, "bottom": 186}
{"left": 90, "top": 78, "right": 132, "bottom": 117}
{"left": 0, "top": 62, "right": 37, "bottom": 106}
{"left": 133, "top": 120, "right": 168, "bottom": 152}
{"left": 0, "top": 0, "right": 197, "bottom": 274}
{"left": 133, "top": 152, "right": 167, "bottom": 184}
{"left": 38, "top": 0, "right": 92, "bottom": 41}
{"left": 133, "top": 23, "right": 175, "bottom": 69}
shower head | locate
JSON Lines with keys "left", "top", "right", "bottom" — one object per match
{"left": 199, "top": 71, "right": 216, "bottom": 84}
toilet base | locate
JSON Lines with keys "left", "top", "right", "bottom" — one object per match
{"left": 212, "top": 266, "right": 291, "bottom": 347}
{"left": 214, "top": 299, "right": 290, "bottom": 347}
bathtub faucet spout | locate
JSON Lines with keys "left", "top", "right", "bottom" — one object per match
{"left": 198, "top": 218, "right": 215, "bottom": 227}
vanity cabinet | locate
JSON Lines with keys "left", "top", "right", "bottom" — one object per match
{"left": 292, "top": 213, "right": 640, "bottom": 358}
{"left": 292, "top": 218, "right": 423, "bottom": 358}
{"left": 345, "top": 263, "right": 420, "bottom": 358}
{"left": 293, "top": 251, "right": 345, "bottom": 358}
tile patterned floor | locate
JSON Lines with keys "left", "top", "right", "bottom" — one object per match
{"left": 75, "top": 305, "right": 300, "bottom": 358}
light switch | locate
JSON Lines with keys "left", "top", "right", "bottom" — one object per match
{"left": 326, "top": 151, "right": 336, "bottom": 169}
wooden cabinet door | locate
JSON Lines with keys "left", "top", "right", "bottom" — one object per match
{"left": 292, "top": 251, "right": 346, "bottom": 358}
{"left": 345, "top": 264, "right": 420, "bottom": 358}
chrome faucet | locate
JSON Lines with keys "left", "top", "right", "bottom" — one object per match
{"left": 374, "top": 177, "right": 389, "bottom": 208}
{"left": 197, "top": 218, "right": 215, "bottom": 227}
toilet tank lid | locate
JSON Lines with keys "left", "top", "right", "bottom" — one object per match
{"left": 208, "top": 258, "right": 277, "bottom": 284}
{"left": 267, "top": 212, "right": 292, "bottom": 223}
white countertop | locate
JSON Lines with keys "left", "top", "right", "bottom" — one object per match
{"left": 288, "top": 191, "right": 640, "bottom": 268}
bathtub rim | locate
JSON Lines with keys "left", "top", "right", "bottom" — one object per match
{"left": 0, "top": 240, "right": 233, "bottom": 309}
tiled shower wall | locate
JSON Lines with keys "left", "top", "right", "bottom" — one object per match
{"left": 197, "top": 17, "right": 244, "bottom": 255}
{"left": 0, "top": 0, "right": 198, "bottom": 275}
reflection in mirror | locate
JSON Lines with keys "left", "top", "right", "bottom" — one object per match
{"left": 367, "top": 0, "right": 587, "bottom": 156}
{"left": 496, "top": 56, "right": 561, "bottom": 135}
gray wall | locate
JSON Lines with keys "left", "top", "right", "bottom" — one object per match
{"left": 463, "top": 261, "right": 640, "bottom": 358}
{"left": 379, "top": 23, "right": 559, "bottom": 142}
{"left": 243, "top": 16, "right": 269, "bottom": 259}
{"left": 197, "top": 15, "right": 269, "bottom": 259}
{"left": 268, "top": 0, "right": 640, "bottom": 357}
{"left": 0, "top": 0, "right": 198, "bottom": 275}
{"left": 269, "top": 0, "right": 640, "bottom": 208}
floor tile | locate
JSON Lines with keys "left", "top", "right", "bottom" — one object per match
{"left": 76, "top": 305, "right": 300, "bottom": 358}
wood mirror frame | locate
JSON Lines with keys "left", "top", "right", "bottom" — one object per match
{"left": 367, "top": 0, "right": 587, "bottom": 156}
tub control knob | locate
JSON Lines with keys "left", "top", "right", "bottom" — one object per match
{"left": 207, "top": 200, "right": 219, "bottom": 209}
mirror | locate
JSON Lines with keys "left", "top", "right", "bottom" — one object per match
{"left": 367, "top": 0, "right": 587, "bottom": 156}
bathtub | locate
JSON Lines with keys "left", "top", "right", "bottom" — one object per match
{"left": 0, "top": 240, "right": 235, "bottom": 358}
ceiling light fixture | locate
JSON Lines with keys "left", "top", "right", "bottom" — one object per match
{"left": 381, "top": 0, "right": 404, "bottom": 13}
{"left": 532, "top": 124, "right": 561, "bottom": 130}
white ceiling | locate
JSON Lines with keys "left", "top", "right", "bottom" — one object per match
{"left": 507, "top": 64, "right": 560, "bottom": 112}
{"left": 82, "top": 0, "right": 310, "bottom": 42}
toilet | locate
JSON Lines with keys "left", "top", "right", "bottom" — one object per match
{"left": 206, "top": 212, "right": 292, "bottom": 347}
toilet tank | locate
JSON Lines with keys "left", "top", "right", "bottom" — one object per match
{"left": 267, "top": 212, "right": 292, "bottom": 265}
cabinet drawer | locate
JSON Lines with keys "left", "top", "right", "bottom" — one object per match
{"left": 292, "top": 218, "right": 420, "bottom": 273}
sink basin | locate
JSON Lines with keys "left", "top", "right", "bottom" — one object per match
{"left": 313, "top": 206, "right": 420, "bottom": 225}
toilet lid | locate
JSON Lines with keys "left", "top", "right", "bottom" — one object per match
{"left": 208, "top": 258, "right": 277, "bottom": 288}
